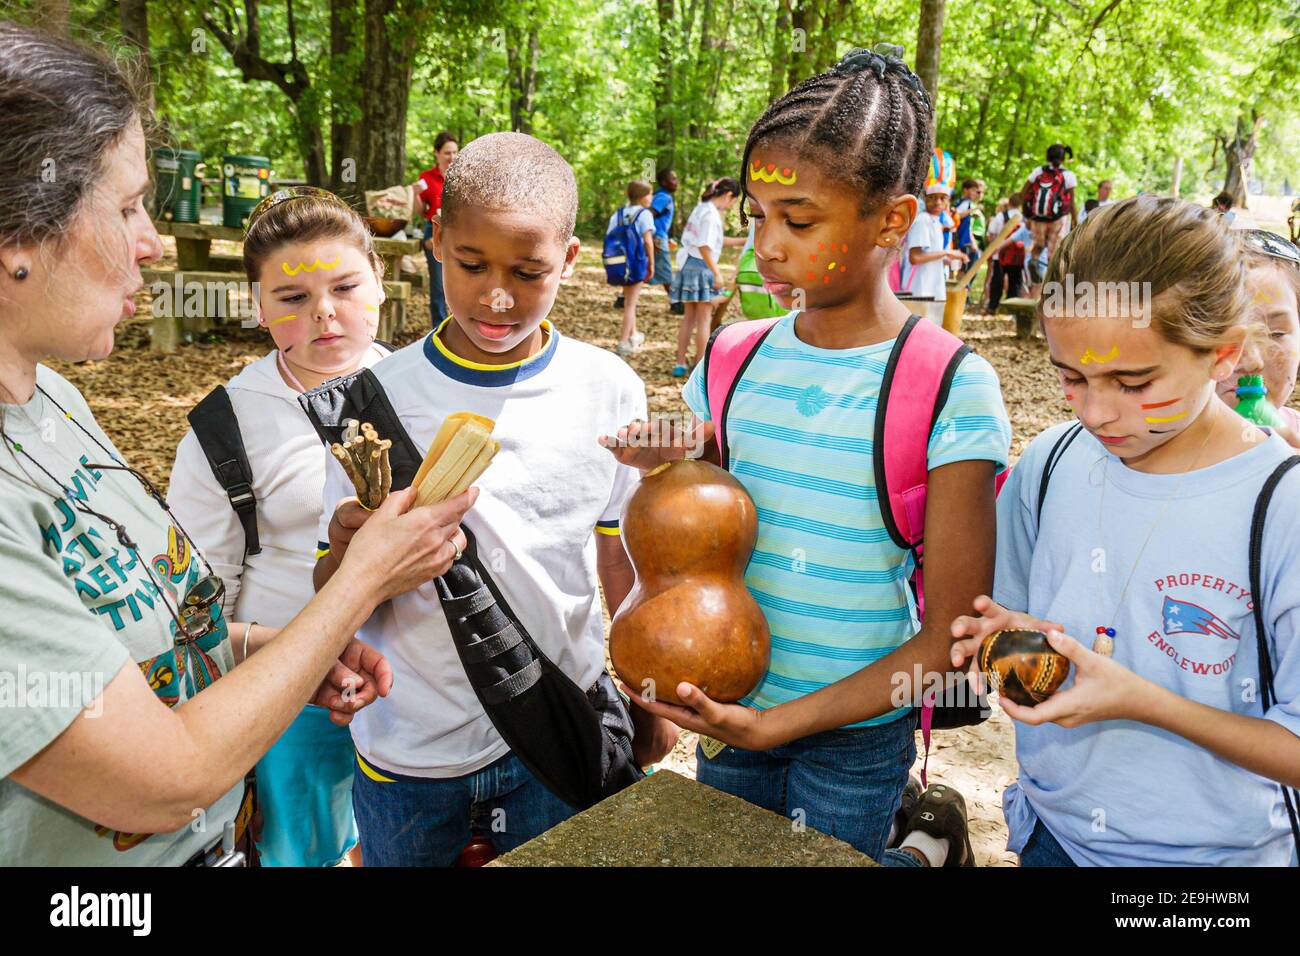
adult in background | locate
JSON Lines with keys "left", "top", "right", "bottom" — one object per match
{"left": 418, "top": 132, "right": 460, "bottom": 327}
{"left": 1078, "top": 179, "right": 1114, "bottom": 223}
{"left": 0, "top": 21, "right": 470, "bottom": 866}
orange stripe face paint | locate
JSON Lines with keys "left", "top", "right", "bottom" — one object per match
{"left": 1140, "top": 397, "right": 1181, "bottom": 410}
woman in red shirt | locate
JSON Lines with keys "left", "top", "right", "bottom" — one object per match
{"left": 418, "top": 131, "right": 459, "bottom": 327}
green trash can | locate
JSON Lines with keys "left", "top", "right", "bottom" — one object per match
{"left": 222, "top": 154, "right": 271, "bottom": 229}
{"left": 153, "top": 148, "right": 204, "bottom": 223}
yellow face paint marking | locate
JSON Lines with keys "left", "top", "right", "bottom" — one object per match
{"left": 281, "top": 257, "right": 341, "bottom": 277}
{"left": 1080, "top": 346, "right": 1119, "bottom": 365}
{"left": 748, "top": 162, "right": 797, "bottom": 186}
{"left": 363, "top": 304, "right": 379, "bottom": 313}
{"left": 1144, "top": 411, "right": 1189, "bottom": 424}
{"left": 1253, "top": 289, "right": 1275, "bottom": 305}
{"left": 268, "top": 314, "right": 298, "bottom": 326}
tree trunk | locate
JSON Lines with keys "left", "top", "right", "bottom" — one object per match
{"left": 358, "top": 0, "right": 421, "bottom": 192}
{"left": 119, "top": 0, "right": 150, "bottom": 72}
{"left": 1221, "top": 112, "right": 1263, "bottom": 209}
{"left": 915, "top": 0, "right": 945, "bottom": 108}
{"left": 654, "top": 0, "right": 676, "bottom": 170}
{"left": 507, "top": 25, "right": 540, "bottom": 134}
{"left": 768, "top": 0, "right": 792, "bottom": 103}
{"left": 1170, "top": 155, "right": 1183, "bottom": 197}
{"left": 204, "top": 0, "right": 328, "bottom": 186}
{"left": 787, "top": 0, "right": 819, "bottom": 91}
{"left": 37, "top": 0, "right": 70, "bottom": 33}
{"left": 330, "top": 0, "right": 362, "bottom": 203}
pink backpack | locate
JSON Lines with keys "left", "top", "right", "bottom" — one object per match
{"left": 703, "top": 313, "right": 1005, "bottom": 783}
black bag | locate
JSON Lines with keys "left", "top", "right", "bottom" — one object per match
{"left": 298, "top": 368, "right": 644, "bottom": 810}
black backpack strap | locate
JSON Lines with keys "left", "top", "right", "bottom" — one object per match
{"left": 297, "top": 368, "right": 423, "bottom": 489}
{"left": 1248, "top": 455, "right": 1300, "bottom": 854}
{"left": 297, "top": 369, "right": 642, "bottom": 810}
{"left": 187, "top": 386, "right": 261, "bottom": 556}
{"left": 1035, "top": 422, "right": 1086, "bottom": 526}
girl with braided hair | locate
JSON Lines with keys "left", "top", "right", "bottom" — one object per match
{"left": 605, "top": 48, "right": 1011, "bottom": 865}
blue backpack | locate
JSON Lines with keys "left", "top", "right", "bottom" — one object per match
{"left": 603, "top": 207, "right": 651, "bottom": 285}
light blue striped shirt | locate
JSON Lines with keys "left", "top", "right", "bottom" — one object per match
{"left": 683, "top": 313, "right": 1011, "bottom": 726}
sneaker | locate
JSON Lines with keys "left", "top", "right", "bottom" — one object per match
{"left": 888, "top": 774, "right": 923, "bottom": 849}
{"left": 900, "top": 782, "right": 975, "bottom": 867}
{"left": 616, "top": 341, "right": 635, "bottom": 357}
{"left": 613, "top": 295, "right": 625, "bottom": 310}
{"left": 630, "top": 331, "right": 645, "bottom": 349}
{"left": 671, "top": 364, "right": 688, "bottom": 378}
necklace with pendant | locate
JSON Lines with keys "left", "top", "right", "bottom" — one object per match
{"left": 1093, "top": 422, "right": 1216, "bottom": 657}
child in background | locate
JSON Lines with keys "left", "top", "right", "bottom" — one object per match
{"left": 609, "top": 180, "right": 656, "bottom": 357}
{"left": 315, "top": 133, "right": 677, "bottom": 866}
{"left": 1022, "top": 143, "right": 1077, "bottom": 289}
{"left": 670, "top": 177, "right": 741, "bottom": 377}
{"left": 907, "top": 183, "right": 968, "bottom": 325}
{"left": 417, "top": 132, "right": 460, "bottom": 328}
{"left": 649, "top": 169, "right": 680, "bottom": 313}
{"left": 604, "top": 49, "right": 1011, "bottom": 866}
{"left": 988, "top": 212, "right": 1030, "bottom": 314}
{"left": 1216, "top": 229, "right": 1300, "bottom": 448}
{"left": 949, "top": 197, "right": 1300, "bottom": 866}
{"left": 168, "top": 187, "right": 394, "bottom": 866}
{"left": 953, "top": 178, "right": 985, "bottom": 263}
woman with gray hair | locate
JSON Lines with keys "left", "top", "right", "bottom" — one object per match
{"left": 0, "top": 22, "right": 473, "bottom": 866}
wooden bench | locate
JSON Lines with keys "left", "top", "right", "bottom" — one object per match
{"left": 998, "top": 296, "right": 1039, "bottom": 340}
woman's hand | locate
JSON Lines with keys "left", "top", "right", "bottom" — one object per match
{"left": 948, "top": 595, "right": 1065, "bottom": 693}
{"left": 619, "top": 680, "right": 780, "bottom": 752}
{"left": 341, "top": 485, "right": 477, "bottom": 603}
{"left": 994, "top": 629, "right": 1150, "bottom": 728}
{"left": 711, "top": 268, "right": 725, "bottom": 289}
{"left": 599, "top": 419, "right": 714, "bottom": 471}
{"left": 311, "top": 638, "right": 395, "bottom": 726}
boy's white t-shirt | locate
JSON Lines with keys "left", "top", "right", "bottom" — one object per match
{"left": 168, "top": 345, "right": 388, "bottom": 628}
{"left": 676, "top": 202, "right": 723, "bottom": 269}
{"left": 319, "top": 321, "right": 646, "bottom": 778}
{"left": 904, "top": 210, "right": 948, "bottom": 300}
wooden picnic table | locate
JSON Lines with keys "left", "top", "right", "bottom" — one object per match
{"left": 147, "top": 219, "right": 419, "bottom": 351}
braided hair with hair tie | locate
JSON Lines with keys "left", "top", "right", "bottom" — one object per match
{"left": 738, "top": 45, "right": 934, "bottom": 222}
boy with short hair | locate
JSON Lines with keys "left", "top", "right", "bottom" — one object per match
{"left": 953, "top": 177, "right": 985, "bottom": 263}
{"left": 314, "top": 131, "right": 677, "bottom": 866}
{"left": 905, "top": 183, "right": 968, "bottom": 326}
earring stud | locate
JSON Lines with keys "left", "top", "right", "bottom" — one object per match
{"left": 13, "top": 266, "right": 28, "bottom": 280}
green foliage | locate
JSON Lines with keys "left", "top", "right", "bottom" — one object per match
{"left": 11, "top": 0, "right": 1296, "bottom": 234}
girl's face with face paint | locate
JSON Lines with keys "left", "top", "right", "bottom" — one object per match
{"left": 256, "top": 239, "right": 384, "bottom": 380}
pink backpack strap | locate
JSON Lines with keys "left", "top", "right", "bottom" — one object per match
{"left": 703, "top": 317, "right": 781, "bottom": 468}
{"left": 875, "top": 314, "right": 970, "bottom": 590}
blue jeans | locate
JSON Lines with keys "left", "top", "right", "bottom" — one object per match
{"left": 1019, "top": 818, "right": 1077, "bottom": 867}
{"left": 696, "top": 714, "right": 921, "bottom": 865}
{"left": 352, "top": 750, "right": 576, "bottom": 866}
{"left": 423, "top": 219, "right": 448, "bottom": 327}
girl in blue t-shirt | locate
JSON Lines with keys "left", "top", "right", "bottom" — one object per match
{"left": 602, "top": 48, "right": 1011, "bottom": 867}
{"left": 948, "top": 196, "right": 1300, "bottom": 866}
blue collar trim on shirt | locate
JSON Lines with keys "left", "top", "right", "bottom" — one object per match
{"left": 422, "top": 317, "right": 559, "bottom": 387}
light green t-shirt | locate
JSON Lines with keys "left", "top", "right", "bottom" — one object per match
{"left": 0, "top": 366, "right": 241, "bottom": 866}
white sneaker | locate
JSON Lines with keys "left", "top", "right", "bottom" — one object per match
{"left": 630, "top": 331, "right": 645, "bottom": 349}
{"left": 616, "top": 341, "right": 635, "bottom": 357}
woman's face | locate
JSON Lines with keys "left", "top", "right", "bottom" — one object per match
{"left": 1216, "top": 263, "right": 1300, "bottom": 410}
{"left": 3, "top": 118, "right": 162, "bottom": 365}
{"left": 437, "top": 140, "right": 459, "bottom": 173}
{"left": 255, "top": 239, "right": 383, "bottom": 377}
